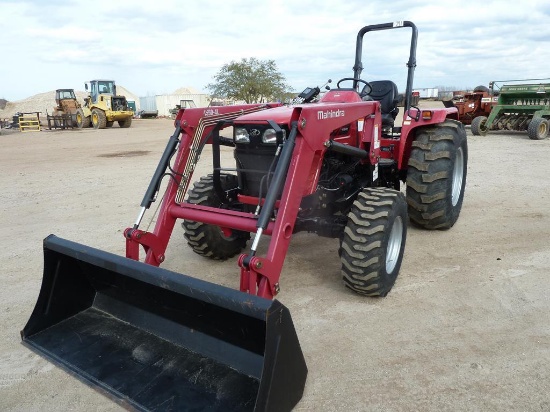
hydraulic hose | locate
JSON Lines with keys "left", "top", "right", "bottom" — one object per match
{"left": 249, "top": 121, "right": 297, "bottom": 255}
{"left": 132, "top": 122, "right": 181, "bottom": 229}
{"left": 140, "top": 122, "right": 182, "bottom": 209}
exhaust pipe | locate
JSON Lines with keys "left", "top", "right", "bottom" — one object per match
{"left": 22, "top": 235, "right": 307, "bottom": 411}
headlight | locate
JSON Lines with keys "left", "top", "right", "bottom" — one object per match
{"left": 234, "top": 128, "right": 250, "bottom": 143}
{"left": 262, "top": 128, "right": 285, "bottom": 144}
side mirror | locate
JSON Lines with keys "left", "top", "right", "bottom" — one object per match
{"left": 85, "top": 83, "right": 88, "bottom": 91}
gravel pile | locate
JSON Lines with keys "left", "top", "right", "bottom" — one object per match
{"left": 172, "top": 87, "right": 200, "bottom": 94}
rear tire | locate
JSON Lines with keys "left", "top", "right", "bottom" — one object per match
{"left": 527, "top": 117, "right": 549, "bottom": 140}
{"left": 406, "top": 119, "right": 467, "bottom": 229}
{"left": 471, "top": 116, "right": 488, "bottom": 136}
{"left": 182, "top": 174, "right": 249, "bottom": 260}
{"left": 118, "top": 117, "right": 132, "bottom": 128}
{"left": 340, "top": 188, "right": 407, "bottom": 297}
{"left": 91, "top": 109, "right": 107, "bottom": 129}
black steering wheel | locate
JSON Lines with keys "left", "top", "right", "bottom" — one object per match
{"left": 336, "top": 77, "right": 373, "bottom": 97}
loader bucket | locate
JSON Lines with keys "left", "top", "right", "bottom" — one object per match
{"left": 21, "top": 235, "right": 307, "bottom": 412}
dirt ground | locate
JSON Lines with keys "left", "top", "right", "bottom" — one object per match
{"left": 1, "top": 117, "right": 549, "bottom": 412}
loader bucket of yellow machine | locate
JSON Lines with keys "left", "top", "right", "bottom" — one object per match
{"left": 21, "top": 235, "right": 307, "bottom": 412}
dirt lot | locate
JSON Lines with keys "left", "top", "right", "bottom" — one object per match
{"left": 1, "top": 118, "right": 549, "bottom": 411}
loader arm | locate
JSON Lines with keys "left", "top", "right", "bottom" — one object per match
{"left": 125, "top": 104, "right": 278, "bottom": 265}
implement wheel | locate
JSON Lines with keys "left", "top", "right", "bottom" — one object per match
{"left": 527, "top": 117, "right": 549, "bottom": 140}
{"left": 406, "top": 119, "right": 467, "bottom": 230}
{"left": 182, "top": 174, "right": 250, "bottom": 260}
{"left": 471, "top": 116, "right": 488, "bottom": 136}
{"left": 340, "top": 187, "right": 407, "bottom": 297}
{"left": 91, "top": 109, "right": 107, "bottom": 129}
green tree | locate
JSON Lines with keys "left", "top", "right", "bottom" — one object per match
{"left": 207, "top": 58, "right": 291, "bottom": 104}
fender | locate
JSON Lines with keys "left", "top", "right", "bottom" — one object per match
{"left": 396, "top": 106, "right": 459, "bottom": 169}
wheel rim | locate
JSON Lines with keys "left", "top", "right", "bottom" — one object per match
{"left": 219, "top": 227, "right": 239, "bottom": 241}
{"left": 92, "top": 113, "right": 97, "bottom": 125}
{"left": 538, "top": 121, "right": 547, "bottom": 137}
{"left": 480, "top": 119, "right": 486, "bottom": 130}
{"left": 452, "top": 147, "right": 464, "bottom": 206}
{"left": 386, "top": 216, "right": 403, "bottom": 274}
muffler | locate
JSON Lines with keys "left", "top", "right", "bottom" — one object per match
{"left": 21, "top": 235, "right": 307, "bottom": 411}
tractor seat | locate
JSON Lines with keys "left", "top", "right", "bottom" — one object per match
{"left": 363, "top": 80, "right": 401, "bottom": 127}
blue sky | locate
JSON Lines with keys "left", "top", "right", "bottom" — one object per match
{"left": 1, "top": 0, "right": 550, "bottom": 101}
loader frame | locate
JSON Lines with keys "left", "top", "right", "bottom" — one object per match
{"left": 126, "top": 103, "right": 370, "bottom": 298}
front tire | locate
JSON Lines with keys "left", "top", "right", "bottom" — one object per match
{"left": 340, "top": 188, "right": 407, "bottom": 297}
{"left": 182, "top": 174, "right": 249, "bottom": 260}
{"left": 91, "top": 108, "right": 107, "bottom": 129}
{"left": 527, "top": 117, "right": 549, "bottom": 140}
{"left": 75, "top": 108, "right": 90, "bottom": 129}
{"left": 118, "top": 117, "right": 132, "bottom": 128}
{"left": 406, "top": 119, "right": 468, "bottom": 229}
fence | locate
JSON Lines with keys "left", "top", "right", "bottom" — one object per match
{"left": 19, "top": 112, "right": 41, "bottom": 132}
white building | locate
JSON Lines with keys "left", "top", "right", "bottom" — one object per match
{"left": 139, "top": 87, "right": 212, "bottom": 116}
{"left": 412, "top": 88, "right": 439, "bottom": 99}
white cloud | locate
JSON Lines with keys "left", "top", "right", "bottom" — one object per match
{"left": 1, "top": 0, "right": 550, "bottom": 100}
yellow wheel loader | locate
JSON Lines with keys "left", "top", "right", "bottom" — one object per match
{"left": 78, "top": 79, "right": 134, "bottom": 129}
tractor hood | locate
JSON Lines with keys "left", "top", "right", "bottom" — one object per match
{"left": 234, "top": 89, "right": 366, "bottom": 126}
{"left": 235, "top": 105, "right": 299, "bottom": 125}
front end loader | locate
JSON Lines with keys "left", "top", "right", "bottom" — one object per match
{"left": 22, "top": 21, "right": 467, "bottom": 411}
{"left": 77, "top": 79, "right": 134, "bottom": 129}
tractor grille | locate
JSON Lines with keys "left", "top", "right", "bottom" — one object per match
{"left": 113, "top": 97, "right": 128, "bottom": 111}
{"left": 235, "top": 145, "right": 280, "bottom": 198}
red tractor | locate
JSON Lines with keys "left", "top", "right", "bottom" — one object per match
{"left": 23, "top": 21, "right": 467, "bottom": 412}
{"left": 124, "top": 21, "right": 467, "bottom": 299}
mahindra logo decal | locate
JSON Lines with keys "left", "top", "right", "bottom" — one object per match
{"left": 250, "top": 129, "right": 261, "bottom": 136}
{"left": 317, "top": 109, "right": 345, "bottom": 120}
